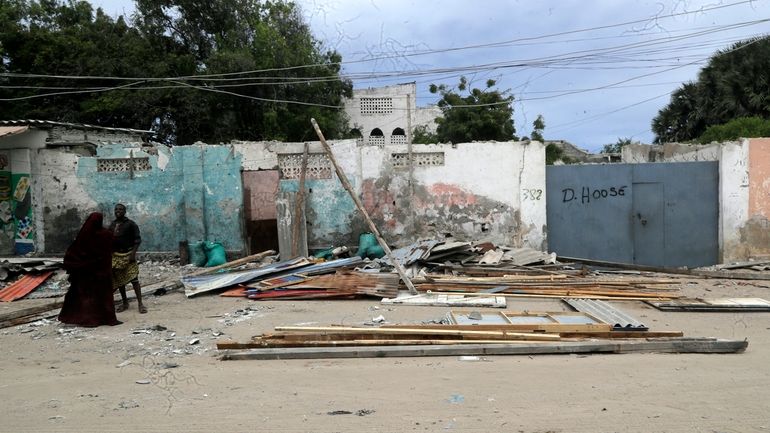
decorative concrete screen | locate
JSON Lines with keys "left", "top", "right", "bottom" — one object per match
{"left": 360, "top": 97, "right": 393, "bottom": 115}
{"left": 96, "top": 157, "right": 151, "bottom": 172}
{"left": 390, "top": 135, "right": 407, "bottom": 145}
{"left": 277, "top": 153, "right": 332, "bottom": 179}
{"left": 391, "top": 152, "right": 445, "bottom": 168}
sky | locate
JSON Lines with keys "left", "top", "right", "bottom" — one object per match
{"left": 93, "top": 0, "right": 770, "bottom": 152}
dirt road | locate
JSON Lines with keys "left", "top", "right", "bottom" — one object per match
{"left": 1, "top": 276, "right": 768, "bottom": 433}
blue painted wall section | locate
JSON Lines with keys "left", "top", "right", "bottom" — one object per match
{"left": 76, "top": 144, "right": 244, "bottom": 252}
{"left": 280, "top": 178, "right": 357, "bottom": 248}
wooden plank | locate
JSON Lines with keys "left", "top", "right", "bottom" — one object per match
{"left": 218, "top": 338, "right": 560, "bottom": 349}
{"left": 220, "top": 338, "right": 748, "bottom": 360}
{"left": 381, "top": 293, "right": 506, "bottom": 308}
{"left": 647, "top": 297, "right": 770, "bottom": 312}
{"left": 424, "top": 291, "right": 676, "bottom": 301}
{"left": 381, "top": 326, "right": 683, "bottom": 338}
{"left": 273, "top": 325, "right": 560, "bottom": 340}
{"left": 384, "top": 323, "right": 613, "bottom": 333}
{"left": 0, "top": 308, "right": 61, "bottom": 329}
{"left": 0, "top": 300, "right": 64, "bottom": 322}
{"left": 311, "top": 118, "right": 417, "bottom": 295}
{"left": 290, "top": 143, "right": 309, "bottom": 258}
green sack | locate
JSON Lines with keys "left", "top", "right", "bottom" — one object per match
{"left": 203, "top": 241, "right": 227, "bottom": 267}
{"left": 189, "top": 241, "right": 207, "bottom": 267}
{"left": 357, "top": 233, "right": 377, "bottom": 257}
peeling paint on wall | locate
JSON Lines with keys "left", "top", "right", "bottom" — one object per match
{"left": 239, "top": 139, "right": 546, "bottom": 251}
{"left": 739, "top": 215, "right": 770, "bottom": 257}
{"left": 62, "top": 144, "right": 245, "bottom": 253}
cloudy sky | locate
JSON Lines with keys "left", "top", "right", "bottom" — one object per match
{"left": 96, "top": 0, "right": 770, "bottom": 152}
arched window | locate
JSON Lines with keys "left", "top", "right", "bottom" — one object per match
{"left": 369, "top": 128, "right": 385, "bottom": 146}
{"left": 391, "top": 127, "right": 406, "bottom": 145}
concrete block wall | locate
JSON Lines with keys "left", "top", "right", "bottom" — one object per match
{"left": 36, "top": 143, "right": 244, "bottom": 254}
{"left": 233, "top": 139, "right": 547, "bottom": 251}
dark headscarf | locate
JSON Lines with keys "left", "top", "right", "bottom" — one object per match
{"left": 64, "top": 212, "right": 113, "bottom": 274}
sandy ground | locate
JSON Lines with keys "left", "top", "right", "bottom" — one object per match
{"left": 1, "top": 273, "right": 769, "bottom": 433}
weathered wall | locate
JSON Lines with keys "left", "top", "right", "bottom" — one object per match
{"left": 620, "top": 139, "right": 761, "bottom": 263}
{"left": 622, "top": 142, "right": 720, "bottom": 163}
{"left": 343, "top": 83, "right": 441, "bottom": 144}
{"left": 234, "top": 139, "right": 547, "bottom": 251}
{"left": 744, "top": 138, "right": 770, "bottom": 258}
{"left": 242, "top": 170, "right": 279, "bottom": 220}
{"left": 36, "top": 144, "right": 244, "bottom": 253}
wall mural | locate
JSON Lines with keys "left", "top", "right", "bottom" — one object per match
{"left": 0, "top": 151, "right": 13, "bottom": 254}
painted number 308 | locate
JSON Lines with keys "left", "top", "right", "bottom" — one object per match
{"left": 523, "top": 189, "right": 542, "bottom": 200}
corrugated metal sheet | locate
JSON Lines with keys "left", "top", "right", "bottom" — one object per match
{"left": 503, "top": 248, "right": 556, "bottom": 266}
{"left": 0, "top": 119, "right": 152, "bottom": 134}
{"left": 183, "top": 257, "right": 311, "bottom": 297}
{"left": 564, "top": 298, "right": 648, "bottom": 330}
{"left": 0, "top": 272, "right": 54, "bottom": 302}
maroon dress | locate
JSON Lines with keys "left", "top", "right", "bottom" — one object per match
{"left": 58, "top": 213, "right": 121, "bottom": 327}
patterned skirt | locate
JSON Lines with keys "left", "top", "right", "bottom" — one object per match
{"left": 112, "top": 251, "right": 139, "bottom": 289}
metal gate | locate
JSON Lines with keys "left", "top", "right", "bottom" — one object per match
{"left": 546, "top": 162, "right": 719, "bottom": 267}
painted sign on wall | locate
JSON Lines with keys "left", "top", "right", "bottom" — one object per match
{"left": 0, "top": 151, "right": 13, "bottom": 254}
{"left": 11, "top": 149, "right": 34, "bottom": 254}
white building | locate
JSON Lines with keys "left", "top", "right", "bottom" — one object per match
{"left": 343, "top": 82, "right": 442, "bottom": 146}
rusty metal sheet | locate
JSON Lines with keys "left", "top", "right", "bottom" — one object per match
{"left": 0, "top": 272, "right": 54, "bottom": 302}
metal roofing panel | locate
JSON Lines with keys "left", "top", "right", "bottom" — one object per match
{"left": 564, "top": 298, "right": 648, "bottom": 330}
{"left": 0, "top": 119, "right": 152, "bottom": 134}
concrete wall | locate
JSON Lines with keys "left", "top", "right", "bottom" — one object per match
{"left": 35, "top": 144, "right": 244, "bottom": 254}
{"left": 622, "top": 142, "right": 721, "bottom": 163}
{"left": 233, "top": 139, "right": 547, "bottom": 251}
{"left": 620, "top": 139, "right": 767, "bottom": 263}
{"left": 745, "top": 138, "right": 770, "bottom": 258}
{"left": 343, "top": 82, "right": 441, "bottom": 145}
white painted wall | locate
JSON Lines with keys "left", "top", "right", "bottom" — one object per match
{"left": 718, "top": 140, "right": 750, "bottom": 262}
{"left": 32, "top": 148, "right": 100, "bottom": 253}
{"left": 233, "top": 139, "right": 547, "bottom": 250}
{"left": 343, "top": 82, "right": 441, "bottom": 144}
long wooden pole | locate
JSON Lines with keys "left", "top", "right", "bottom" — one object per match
{"left": 311, "top": 118, "right": 417, "bottom": 294}
{"left": 291, "top": 143, "right": 309, "bottom": 257}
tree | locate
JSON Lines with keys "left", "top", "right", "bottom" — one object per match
{"left": 429, "top": 77, "right": 517, "bottom": 143}
{"left": 602, "top": 137, "right": 638, "bottom": 154}
{"left": 411, "top": 124, "right": 438, "bottom": 144}
{"left": 698, "top": 117, "right": 770, "bottom": 143}
{"left": 0, "top": 0, "right": 352, "bottom": 145}
{"left": 652, "top": 36, "right": 770, "bottom": 143}
{"left": 531, "top": 114, "right": 545, "bottom": 142}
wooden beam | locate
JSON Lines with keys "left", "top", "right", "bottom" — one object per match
{"left": 311, "top": 118, "right": 417, "bottom": 294}
{"left": 218, "top": 338, "right": 560, "bottom": 349}
{"left": 291, "top": 143, "right": 309, "bottom": 258}
{"left": 220, "top": 337, "right": 748, "bottom": 360}
{"left": 273, "top": 325, "right": 560, "bottom": 340}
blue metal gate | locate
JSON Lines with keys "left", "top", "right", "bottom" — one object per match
{"left": 546, "top": 162, "right": 719, "bottom": 267}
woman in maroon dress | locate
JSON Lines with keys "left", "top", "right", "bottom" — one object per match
{"left": 58, "top": 212, "right": 121, "bottom": 327}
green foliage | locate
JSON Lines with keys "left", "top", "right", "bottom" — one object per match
{"left": 545, "top": 143, "right": 563, "bottom": 165}
{"left": 531, "top": 114, "right": 545, "bottom": 142}
{"left": 652, "top": 36, "right": 770, "bottom": 143}
{"left": 602, "top": 137, "right": 638, "bottom": 154}
{"left": 0, "top": 0, "right": 352, "bottom": 145}
{"left": 429, "top": 76, "right": 517, "bottom": 143}
{"left": 698, "top": 117, "right": 770, "bottom": 143}
{"left": 411, "top": 124, "right": 438, "bottom": 144}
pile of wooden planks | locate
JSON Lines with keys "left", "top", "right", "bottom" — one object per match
{"left": 223, "top": 271, "right": 400, "bottom": 300}
{"left": 414, "top": 274, "right": 681, "bottom": 300}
